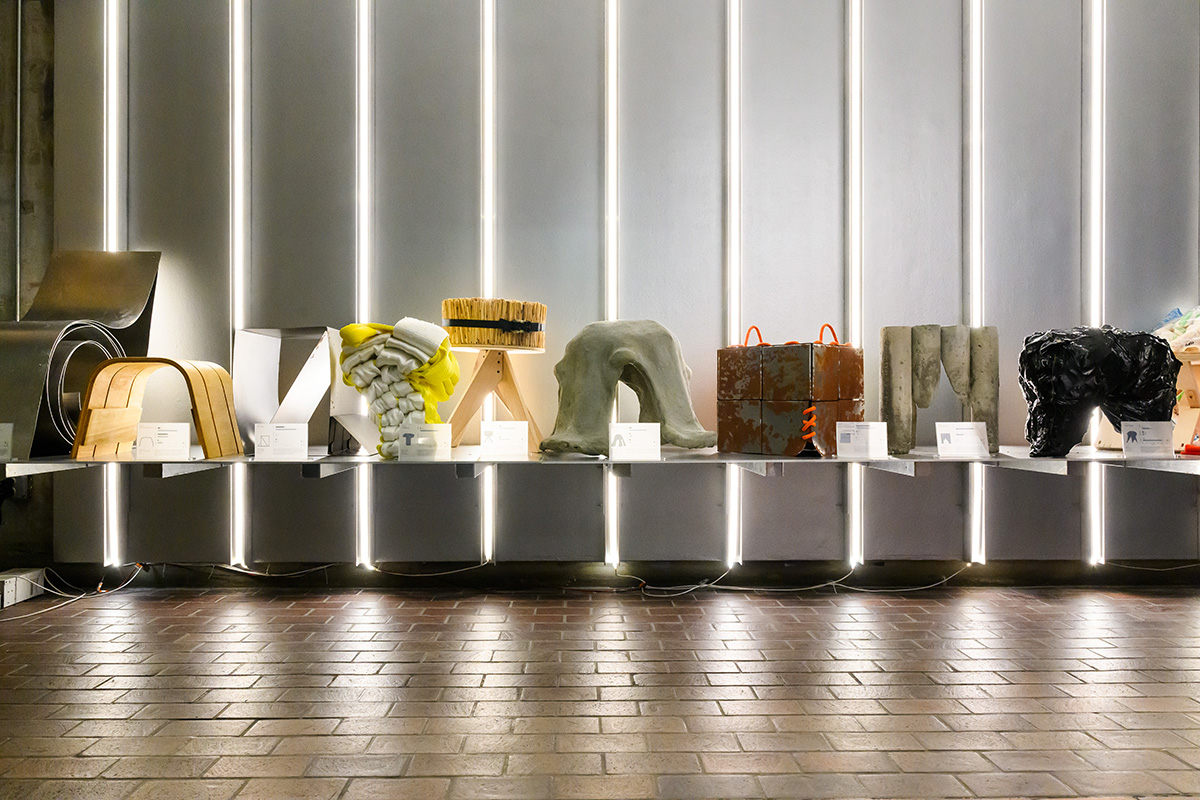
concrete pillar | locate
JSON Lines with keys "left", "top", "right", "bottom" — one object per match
{"left": 880, "top": 326, "right": 914, "bottom": 454}
{"left": 969, "top": 326, "right": 1000, "bottom": 453}
{"left": 940, "top": 324, "right": 971, "bottom": 402}
{"left": 911, "top": 324, "right": 943, "bottom": 409}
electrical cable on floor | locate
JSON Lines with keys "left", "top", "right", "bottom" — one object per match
{"left": 614, "top": 568, "right": 732, "bottom": 598}
{"left": 4, "top": 572, "right": 81, "bottom": 600}
{"left": 210, "top": 563, "right": 338, "bottom": 578}
{"left": 5, "top": 560, "right": 977, "bottom": 606}
{"left": 372, "top": 562, "right": 492, "bottom": 578}
{"left": 834, "top": 564, "right": 970, "bottom": 593}
{"left": 0, "top": 564, "right": 144, "bottom": 622}
{"left": 715, "top": 568, "right": 857, "bottom": 593}
{"left": 43, "top": 568, "right": 93, "bottom": 595}
{"left": 159, "top": 561, "right": 493, "bottom": 581}
{"left": 613, "top": 564, "right": 973, "bottom": 597}
{"left": 155, "top": 562, "right": 338, "bottom": 580}
{"left": 1105, "top": 561, "right": 1200, "bottom": 572}
{"left": 0, "top": 594, "right": 89, "bottom": 620}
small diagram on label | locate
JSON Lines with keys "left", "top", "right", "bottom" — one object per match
{"left": 940, "top": 432, "right": 952, "bottom": 445}
{"left": 482, "top": 431, "right": 494, "bottom": 444}
{"left": 611, "top": 434, "right": 626, "bottom": 448}
{"left": 258, "top": 434, "right": 271, "bottom": 448}
{"left": 402, "top": 433, "right": 416, "bottom": 445}
{"left": 139, "top": 437, "right": 154, "bottom": 451}
{"left": 1125, "top": 430, "right": 1138, "bottom": 443}
{"left": 840, "top": 432, "right": 851, "bottom": 444}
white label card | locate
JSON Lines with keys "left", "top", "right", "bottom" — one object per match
{"left": 480, "top": 421, "right": 529, "bottom": 457}
{"left": 835, "top": 421, "right": 888, "bottom": 459}
{"left": 390, "top": 423, "right": 451, "bottom": 460}
{"left": 135, "top": 423, "right": 191, "bottom": 461}
{"left": 255, "top": 423, "right": 309, "bottom": 461}
{"left": 935, "top": 422, "right": 990, "bottom": 458}
{"left": 1121, "top": 421, "right": 1175, "bottom": 458}
{"left": 0, "top": 423, "right": 12, "bottom": 460}
{"left": 609, "top": 423, "right": 661, "bottom": 461}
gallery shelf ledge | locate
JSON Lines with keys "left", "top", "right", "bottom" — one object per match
{"left": 8, "top": 443, "right": 1200, "bottom": 481}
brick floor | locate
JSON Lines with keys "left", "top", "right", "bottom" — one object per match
{"left": 1, "top": 586, "right": 1199, "bottom": 798}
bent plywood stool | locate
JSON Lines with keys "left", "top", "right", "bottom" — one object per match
{"left": 72, "top": 358, "right": 244, "bottom": 460}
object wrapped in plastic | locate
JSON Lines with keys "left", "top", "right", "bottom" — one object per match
{"left": 338, "top": 318, "right": 460, "bottom": 458}
{"left": 1018, "top": 325, "right": 1181, "bottom": 457}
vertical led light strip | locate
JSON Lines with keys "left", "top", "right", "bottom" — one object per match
{"left": 102, "top": 0, "right": 122, "bottom": 567}
{"left": 104, "top": 0, "right": 121, "bottom": 251}
{"left": 355, "top": 0, "right": 374, "bottom": 568}
{"left": 603, "top": 0, "right": 621, "bottom": 568}
{"left": 229, "top": 0, "right": 247, "bottom": 333}
{"left": 1087, "top": 0, "right": 1107, "bottom": 565}
{"left": 724, "top": 0, "right": 743, "bottom": 568}
{"left": 846, "top": 0, "right": 865, "bottom": 567}
{"left": 1088, "top": 0, "right": 1106, "bottom": 333}
{"left": 480, "top": 0, "right": 497, "bottom": 563}
{"left": 967, "top": 0, "right": 986, "bottom": 564}
{"left": 228, "top": 0, "right": 248, "bottom": 567}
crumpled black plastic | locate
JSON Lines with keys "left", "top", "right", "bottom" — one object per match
{"left": 1019, "top": 325, "right": 1181, "bottom": 457}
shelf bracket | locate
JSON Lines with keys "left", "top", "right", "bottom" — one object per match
{"left": 865, "top": 459, "right": 930, "bottom": 477}
{"left": 455, "top": 463, "right": 485, "bottom": 479}
{"left": 142, "top": 462, "right": 223, "bottom": 479}
{"left": 736, "top": 461, "right": 782, "bottom": 477}
{"left": 302, "top": 460, "right": 359, "bottom": 479}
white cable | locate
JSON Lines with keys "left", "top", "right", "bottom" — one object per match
{"left": 0, "top": 566, "right": 144, "bottom": 623}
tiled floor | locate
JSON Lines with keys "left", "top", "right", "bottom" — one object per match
{"left": 1, "top": 586, "right": 1200, "bottom": 799}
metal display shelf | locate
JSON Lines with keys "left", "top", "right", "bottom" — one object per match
{"left": 6, "top": 445, "right": 1200, "bottom": 479}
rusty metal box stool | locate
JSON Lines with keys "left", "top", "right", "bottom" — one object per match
{"left": 717, "top": 326, "right": 864, "bottom": 457}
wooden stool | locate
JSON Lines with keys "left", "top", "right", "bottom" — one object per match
{"left": 448, "top": 348, "right": 543, "bottom": 452}
{"left": 72, "top": 358, "right": 244, "bottom": 460}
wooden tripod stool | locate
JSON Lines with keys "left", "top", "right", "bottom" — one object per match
{"left": 448, "top": 349, "right": 543, "bottom": 452}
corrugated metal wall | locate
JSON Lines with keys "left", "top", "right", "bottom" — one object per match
{"left": 45, "top": 0, "right": 1200, "bottom": 564}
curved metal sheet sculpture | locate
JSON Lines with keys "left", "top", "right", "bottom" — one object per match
{"left": 72, "top": 358, "right": 244, "bottom": 460}
{"left": 0, "top": 251, "right": 160, "bottom": 458}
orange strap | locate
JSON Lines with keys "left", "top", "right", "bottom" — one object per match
{"left": 801, "top": 406, "right": 817, "bottom": 440}
{"left": 741, "top": 324, "right": 844, "bottom": 348}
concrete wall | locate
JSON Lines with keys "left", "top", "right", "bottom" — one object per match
{"left": 26, "top": 0, "right": 1200, "bottom": 565}
{"left": 0, "top": 1, "right": 55, "bottom": 565}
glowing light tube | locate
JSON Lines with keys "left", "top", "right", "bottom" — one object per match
{"left": 846, "top": 0, "right": 864, "bottom": 567}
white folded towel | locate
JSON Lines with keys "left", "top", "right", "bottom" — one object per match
{"left": 339, "top": 317, "right": 452, "bottom": 459}
{"left": 391, "top": 317, "right": 448, "bottom": 363}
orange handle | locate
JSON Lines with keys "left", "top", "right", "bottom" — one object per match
{"left": 817, "top": 324, "right": 840, "bottom": 345}
{"left": 743, "top": 326, "right": 767, "bottom": 347}
{"left": 742, "top": 325, "right": 844, "bottom": 348}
